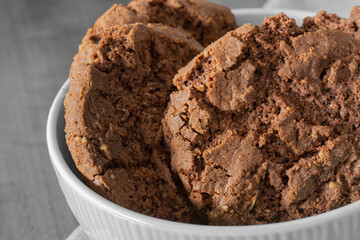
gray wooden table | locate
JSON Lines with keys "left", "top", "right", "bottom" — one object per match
{"left": 0, "top": 0, "right": 267, "bottom": 239}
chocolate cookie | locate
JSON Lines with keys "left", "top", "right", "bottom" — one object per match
{"left": 93, "top": 0, "right": 237, "bottom": 46}
{"left": 303, "top": 6, "right": 360, "bottom": 40}
{"left": 64, "top": 23, "right": 203, "bottom": 222}
{"left": 163, "top": 13, "right": 360, "bottom": 225}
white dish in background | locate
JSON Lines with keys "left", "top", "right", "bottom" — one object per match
{"left": 232, "top": 8, "right": 315, "bottom": 26}
{"left": 47, "top": 9, "right": 360, "bottom": 240}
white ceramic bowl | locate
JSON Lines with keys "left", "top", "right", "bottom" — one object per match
{"left": 47, "top": 9, "right": 360, "bottom": 240}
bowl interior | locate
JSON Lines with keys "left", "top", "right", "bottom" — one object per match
{"left": 55, "top": 85, "right": 83, "bottom": 180}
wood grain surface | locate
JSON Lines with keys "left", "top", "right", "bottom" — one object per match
{"left": 0, "top": 0, "right": 265, "bottom": 239}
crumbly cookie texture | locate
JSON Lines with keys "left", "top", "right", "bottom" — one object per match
{"left": 303, "top": 6, "right": 360, "bottom": 40}
{"left": 93, "top": 0, "right": 237, "bottom": 46}
{"left": 163, "top": 13, "right": 360, "bottom": 225}
{"left": 64, "top": 23, "right": 203, "bottom": 222}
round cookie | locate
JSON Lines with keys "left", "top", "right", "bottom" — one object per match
{"left": 163, "top": 13, "right": 360, "bottom": 225}
{"left": 93, "top": 0, "right": 237, "bottom": 46}
{"left": 64, "top": 23, "right": 203, "bottom": 222}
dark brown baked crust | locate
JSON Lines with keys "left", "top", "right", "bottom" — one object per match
{"left": 64, "top": 23, "right": 203, "bottom": 222}
{"left": 93, "top": 0, "right": 237, "bottom": 46}
{"left": 163, "top": 13, "right": 360, "bottom": 225}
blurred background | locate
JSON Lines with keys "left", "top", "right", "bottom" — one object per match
{"left": 0, "top": 0, "right": 358, "bottom": 239}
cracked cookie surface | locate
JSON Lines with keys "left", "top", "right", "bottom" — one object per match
{"left": 93, "top": 0, "right": 237, "bottom": 46}
{"left": 163, "top": 13, "right": 360, "bottom": 225}
{"left": 64, "top": 23, "right": 203, "bottom": 222}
